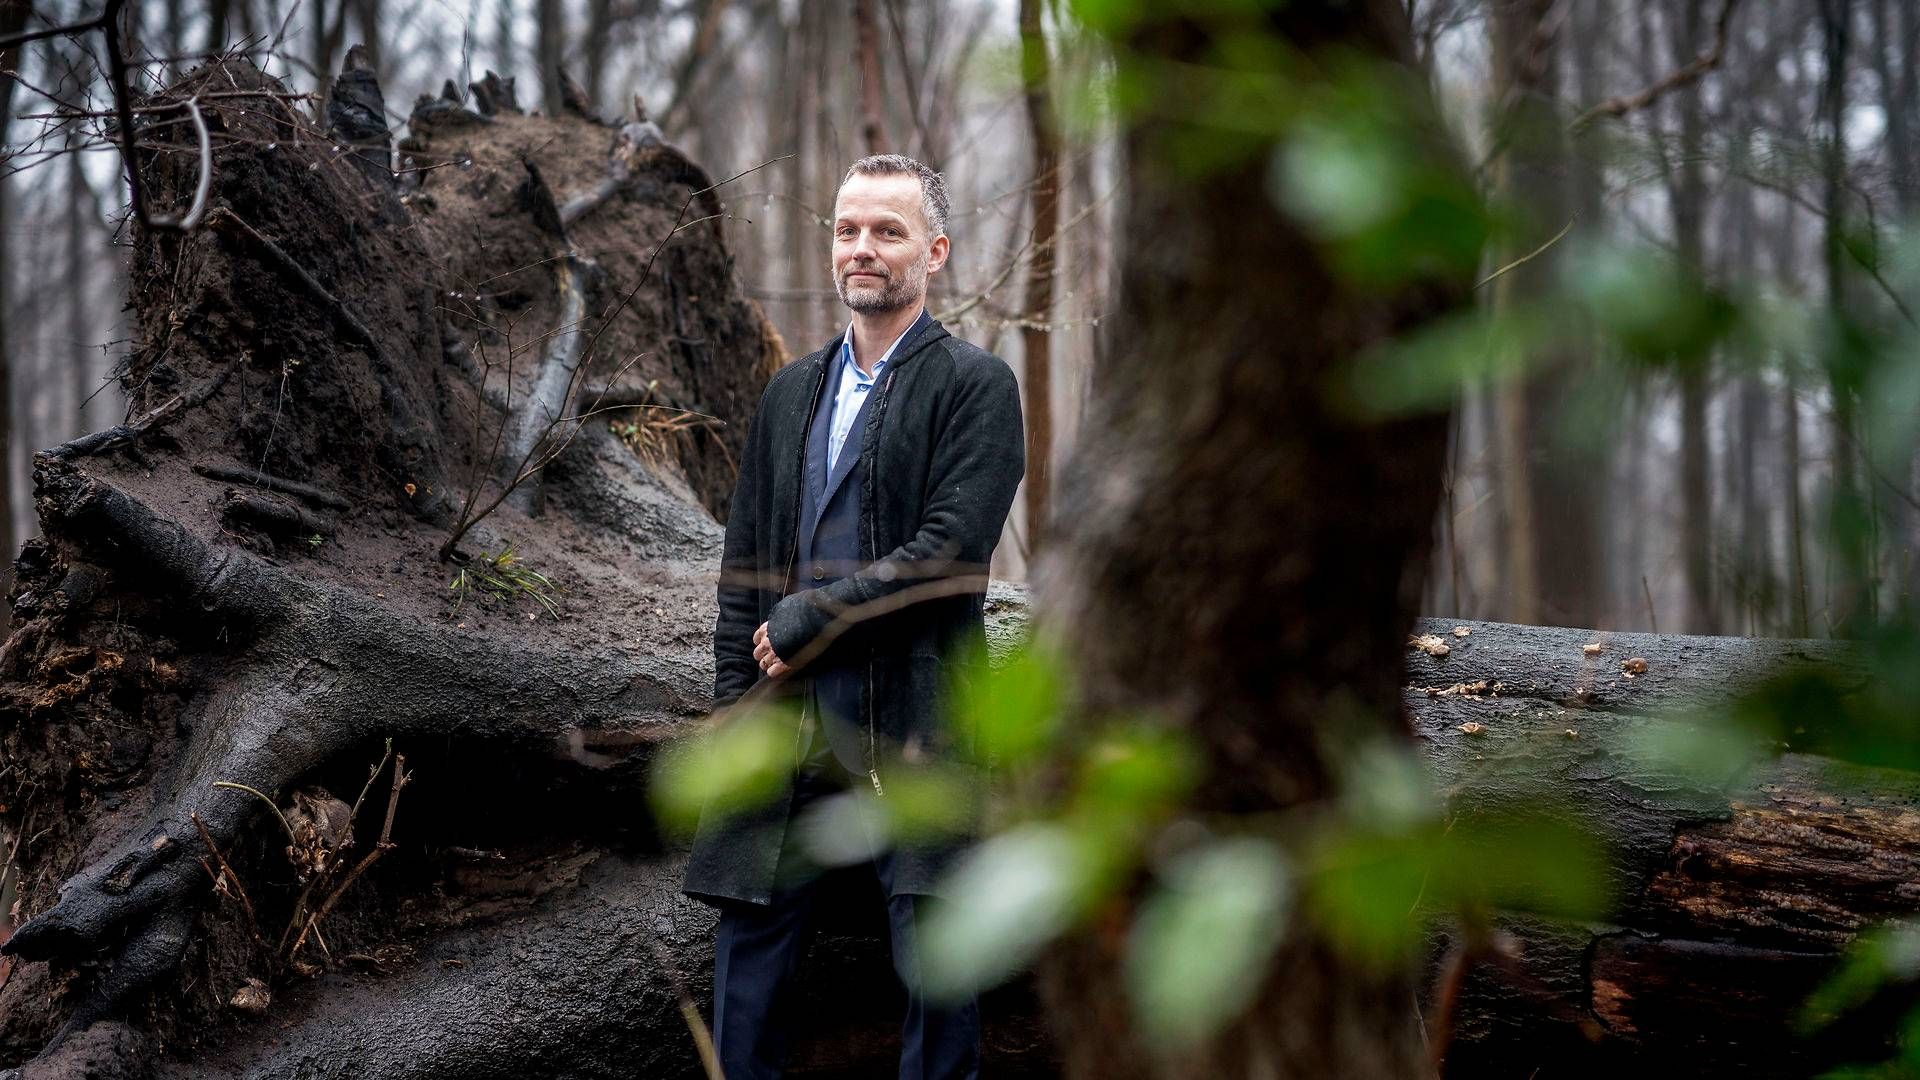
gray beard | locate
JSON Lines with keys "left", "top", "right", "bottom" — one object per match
{"left": 835, "top": 253, "right": 928, "bottom": 313}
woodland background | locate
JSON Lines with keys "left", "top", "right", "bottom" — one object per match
{"left": 0, "top": 1, "right": 1912, "bottom": 1077}
{"left": 0, "top": 0, "right": 1912, "bottom": 639}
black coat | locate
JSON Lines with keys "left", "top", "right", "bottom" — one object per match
{"left": 681, "top": 314, "right": 1026, "bottom": 906}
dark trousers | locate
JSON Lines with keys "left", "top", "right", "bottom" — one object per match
{"left": 711, "top": 720, "right": 981, "bottom": 1080}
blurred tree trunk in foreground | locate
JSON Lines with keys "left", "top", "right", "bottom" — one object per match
{"left": 1036, "top": 3, "right": 1468, "bottom": 1076}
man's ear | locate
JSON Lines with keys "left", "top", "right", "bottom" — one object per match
{"left": 927, "top": 234, "right": 950, "bottom": 275}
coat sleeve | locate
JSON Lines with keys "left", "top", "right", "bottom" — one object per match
{"left": 713, "top": 385, "right": 775, "bottom": 708}
{"left": 765, "top": 353, "right": 1025, "bottom": 667}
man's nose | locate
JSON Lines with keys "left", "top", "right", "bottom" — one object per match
{"left": 851, "top": 229, "right": 878, "bottom": 260}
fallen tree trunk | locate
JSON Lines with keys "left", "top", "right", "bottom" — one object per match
{"left": 0, "top": 54, "right": 1911, "bottom": 1080}
{"left": 1402, "top": 620, "right": 1916, "bottom": 1077}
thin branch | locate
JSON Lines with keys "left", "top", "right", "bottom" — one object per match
{"left": 0, "top": 10, "right": 112, "bottom": 52}
{"left": 731, "top": 572, "right": 997, "bottom": 713}
{"left": 1475, "top": 214, "right": 1578, "bottom": 290}
{"left": 211, "top": 780, "right": 298, "bottom": 845}
{"left": 934, "top": 185, "right": 1113, "bottom": 323}
{"left": 287, "top": 754, "right": 410, "bottom": 962}
{"left": 191, "top": 811, "right": 264, "bottom": 945}
{"left": 1570, "top": 0, "right": 1743, "bottom": 131}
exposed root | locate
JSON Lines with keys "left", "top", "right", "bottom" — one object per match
{"left": 191, "top": 463, "right": 350, "bottom": 511}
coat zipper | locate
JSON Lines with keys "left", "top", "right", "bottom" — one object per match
{"left": 864, "top": 369, "right": 898, "bottom": 798}
{"left": 784, "top": 360, "right": 827, "bottom": 769}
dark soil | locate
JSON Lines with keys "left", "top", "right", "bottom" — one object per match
{"left": 0, "top": 57, "right": 791, "bottom": 1076}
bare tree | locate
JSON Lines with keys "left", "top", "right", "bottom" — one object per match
{"left": 1017, "top": 0, "right": 1058, "bottom": 556}
{"left": 855, "top": 0, "right": 888, "bottom": 153}
{"left": 1671, "top": 0, "right": 1718, "bottom": 634}
{"left": 0, "top": 0, "right": 28, "bottom": 561}
{"left": 1485, "top": 0, "right": 1560, "bottom": 626}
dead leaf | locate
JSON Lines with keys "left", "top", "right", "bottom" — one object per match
{"left": 1565, "top": 729, "right": 1580, "bottom": 738}
{"left": 1458, "top": 721, "right": 1487, "bottom": 736}
{"left": 404, "top": 482, "right": 417, "bottom": 498}
{"left": 229, "top": 978, "right": 271, "bottom": 1013}
{"left": 1410, "top": 634, "right": 1451, "bottom": 657}
{"left": 1451, "top": 626, "right": 1471, "bottom": 638}
{"left": 1582, "top": 642, "right": 1604, "bottom": 657}
{"left": 1621, "top": 657, "right": 1648, "bottom": 675}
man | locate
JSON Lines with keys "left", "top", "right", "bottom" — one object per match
{"left": 681, "top": 154, "right": 1025, "bottom": 1079}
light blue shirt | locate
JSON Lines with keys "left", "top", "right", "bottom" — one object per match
{"left": 827, "top": 313, "right": 919, "bottom": 473}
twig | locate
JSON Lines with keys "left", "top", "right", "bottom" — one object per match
{"left": 1476, "top": 214, "right": 1578, "bottom": 290}
{"left": 207, "top": 209, "right": 392, "bottom": 367}
{"left": 190, "top": 811, "right": 264, "bottom": 944}
{"left": 211, "top": 780, "right": 299, "bottom": 844}
{"left": 192, "top": 462, "right": 351, "bottom": 510}
{"left": 41, "top": 363, "right": 233, "bottom": 460}
{"left": 17, "top": 90, "right": 312, "bottom": 119}
{"left": 934, "top": 186, "right": 1113, "bottom": 323}
{"left": 1570, "top": 0, "right": 1743, "bottom": 131}
{"left": 287, "top": 753, "right": 409, "bottom": 962}
{"left": 345, "top": 739, "right": 394, "bottom": 834}
{"left": 644, "top": 934, "right": 724, "bottom": 1080}
{"left": 730, "top": 572, "right": 996, "bottom": 714}
{"left": 1642, "top": 575, "right": 1659, "bottom": 635}
{"left": 222, "top": 491, "right": 339, "bottom": 537}
{"left": 0, "top": 4, "right": 112, "bottom": 52}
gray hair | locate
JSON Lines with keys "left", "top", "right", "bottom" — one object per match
{"left": 838, "top": 154, "right": 950, "bottom": 237}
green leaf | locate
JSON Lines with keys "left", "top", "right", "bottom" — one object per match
{"left": 921, "top": 822, "right": 1101, "bottom": 1001}
{"left": 1563, "top": 243, "right": 1738, "bottom": 367}
{"left": 1804, "top": 921, "right": 1920, "bottom": 1031}
{"left": 951, "top": 641, "right": 1064, "bottom": 766}
{"left": 1303, "top": 809, "right": 1608, "bottom": 968}
{"left": 1071, "top": 723, "right": 1201, "bottom": 826}
{"left": 647, "top": 703, "right": 799, "bottom": 836}
{"left": 1126, "top": 835, "right": 1291, "bottom": 1050}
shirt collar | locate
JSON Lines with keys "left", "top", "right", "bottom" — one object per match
{"left": 840, "top": 308, "right": 926, "bottom": 380}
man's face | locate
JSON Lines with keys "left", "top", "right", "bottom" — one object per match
{"left": 831, "top": 172, "right": 949, "bottom": 315}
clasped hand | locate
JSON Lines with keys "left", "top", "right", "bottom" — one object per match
{"left": 753, "top": 621, "right": 791, "bottom": 679}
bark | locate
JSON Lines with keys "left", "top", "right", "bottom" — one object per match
{"left": 536, "top": 0, "right": 564, "bottom": 117}
{"left": 0, "top": 29, "right": 1909, "bottom": 1080}
{"left": 66, "top": 129, "right": 91, "bottom": 436}
{"left": 1773, "top": 5, "right": 1814, "bottom": 637}
{"left": 208, "top": 0, "right": 231, "bottom": 56}
{"left": 1819, "top": 0, "right": 1867, "bottom": 629}
{"left": 1672, "top": 0, "right": 1717, "bottom": 635}
{"left": 0, "top": 56, "right": 791, "bottom": 1079}
{"left": 350, "top": 0, "right": 381, "bottom": 85}
{"left": 1033, "top": 4, "right": 1469, "bottom": 1077}
{"left": 1486, "top": 0, "right": 1557, "bottom": 627}
{"left": 1402, "top": 620, "right": 1918, "bottom": 1078}
{"left": 855, "top": 0, "right": 888, "bottom": 154}
{"left": 0, "top": 0, "right": 27, "bottom": 561}
{"left": 580, "top": 0, "right": 618, "bottom": 113}
{"left": 1017, "top": 0, "right": 1058, "bottom": 558}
